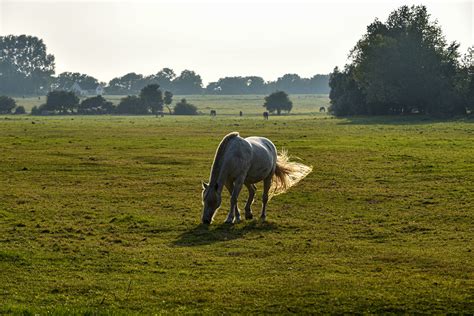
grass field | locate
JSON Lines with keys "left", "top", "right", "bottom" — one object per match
{"left": 13, "top": 94, "right": 330, "bottom": 115}
{"left": 0, "top": 113, "right": 473, "bottom": 314}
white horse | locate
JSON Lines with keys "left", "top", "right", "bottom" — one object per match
{"left": 201, "top": 132, "right": 312, "bottom": 224}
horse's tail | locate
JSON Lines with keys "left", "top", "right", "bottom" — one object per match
{"left": 271, "top": 149, "right": 312, "bottom": 197}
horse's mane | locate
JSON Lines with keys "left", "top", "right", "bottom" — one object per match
{"left": 209, "top": 132, "right": 239, "bottom": 185}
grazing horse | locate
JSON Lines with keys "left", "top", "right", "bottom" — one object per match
{"left": 319, "top": 106, "right": 326, "bottom": 113}
{"left": 210, "top": 110, "right": 217, "bottom": 117}
{"left": 263, "top": 111, "right": 269, "bottom": 120}
{"left": 201, "top": 132, "right": 312, "bottom": 224}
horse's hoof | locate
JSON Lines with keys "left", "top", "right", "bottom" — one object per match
{"left": 224, "top": 219, "right": 234, "bottom": 224}
{"left": 260, "top": 216, "right": 266, "bottom": 222}
{"left": 245, "top": 213, "right": 253, "bottom": 220}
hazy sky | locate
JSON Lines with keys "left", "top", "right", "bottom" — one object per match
{"left": 0, "top": 0, "right": 472, "bottom": 84}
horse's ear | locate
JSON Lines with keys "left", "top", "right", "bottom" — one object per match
{"left": 202, "top": 181, "right": 209, "bottom": 190}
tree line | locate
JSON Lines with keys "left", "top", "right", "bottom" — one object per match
{"left": 25, "top": 84, "right": 186, "bottom": 115}
{"left": 0, "top": 35, "right": 329, "bottom": 96}
{"left": 1, "top": 86, "right": 293, "bottom": 116}
{"left": 329, "top": 5, "right": 473, "bottom": 117}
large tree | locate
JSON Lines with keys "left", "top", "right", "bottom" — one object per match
{"left": 263, "top": 91, "right": 293, "bottom": 115}
{"left": 106, "top": 72, "right": 146, "bottom": 95}
{"left": 173, "top": 70, "right": 203, "bottom": 94}
{"left": 154, "top": 68, "right": 176, "bottom": 91}
{"left": 0, "top": 96, "right": 17, "bottom": 114}
{"left": 0, "top": 35, "right": 55, "bottom": 95}
{"left": 139, "top": 84, "right": 163, "bottom": 115}
{"left": 53, "top": 72, "right": 100, "bottom": 91}
{"left": 45, "top": 90, "right": 79, "bottom": 114}
{"left": 331, "top": 5, "right": 467, "bottom": 117}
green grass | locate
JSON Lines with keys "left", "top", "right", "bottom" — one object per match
{"left": 13, "top": 94, "right": 330, "bottom": 115}
{"left": 0, "top": 114, "right": 473, "bottom": 314}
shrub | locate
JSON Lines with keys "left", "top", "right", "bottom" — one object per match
{"left": 78, "top": 95, "right": 114, "bottom": 114}
{"left": 0, "top": 96, "right": 16, "bottom": 114}
{"left": 13, "top": 106, "right": 26, "bottom": 114}
{"left": 116, "top": 95, "right": 147, "bottom": 114}
{"left": 173, "top": 98, "right": 198, "bottom": 115}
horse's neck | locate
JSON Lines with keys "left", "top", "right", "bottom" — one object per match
{"left": 209, "top": 132, "right": 240, "bottom": 194}
{"left": 209, "top": 155, "right": 228, "bottom": 195}
{"left": 209, "top": 168, "right": 226, "bottom": 195}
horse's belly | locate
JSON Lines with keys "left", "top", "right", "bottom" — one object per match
{"left": 244, "top": 139, "right": 276, "bottom": 184}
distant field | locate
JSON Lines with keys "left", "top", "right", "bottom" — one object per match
{"left": 0, "top": 115, "right": 473, "bottom": 314}
{"left": 13, "top": 94, "right": 330, "bottom": 115}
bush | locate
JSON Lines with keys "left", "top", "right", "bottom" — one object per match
{"left": 0, "top": 96, "right": 16, "bottom": 114}
{"left": 31, "top": 104, "right": 48, "bottom": 116}
{"left": 78, "top": 95, "right": 114, "bottom": 114}
{"left": 173, "top": 98, "right": 198, "bottom": 115}
{"left": 116, "top": 95, "right": 147, "bottom": 114}
{"left": 13, "top": 106, "right": 26, "bottom": 114}
{"left": 46, "top": 90, "right": 79, "bottom": 114}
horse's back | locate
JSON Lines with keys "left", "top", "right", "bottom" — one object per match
{"left": 244, "top": 136, "right": 277, "bottom": 183}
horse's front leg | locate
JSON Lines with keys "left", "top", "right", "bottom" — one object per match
{"left": 225, "top": 178, "right": 244, "bottom": 224}
{"left": 225, "top": 181, "right": 241, "bottom": 223}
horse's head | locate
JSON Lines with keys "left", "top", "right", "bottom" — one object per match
{"left": 201, "top": 181, "right": 221, "bottom": 224}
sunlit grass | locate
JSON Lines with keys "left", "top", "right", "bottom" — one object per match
{"left": 0, "top": 115, "right": 472, "bottom": 314}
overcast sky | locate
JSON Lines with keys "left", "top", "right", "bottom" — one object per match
{"left": 0, "top": 0, "right": 472, "bottom": 84}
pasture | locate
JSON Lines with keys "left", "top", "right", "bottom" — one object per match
{"left": 0, "top": 113, "right": 473, "bottom": 314}
{"left": 13, "top": 94, "right": 330, "bottom": 115}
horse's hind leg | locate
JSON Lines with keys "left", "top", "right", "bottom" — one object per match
{"left": 225, "top": 178, "right": 244, "bottom": 224}
{"left": 244, "top": 183, "right": 256, "bottom": 220}
{"left": 260, "top": 176, "right": 272, "bottom": 221}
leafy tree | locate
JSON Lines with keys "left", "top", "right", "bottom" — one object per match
{"left": 106, "top": 72, "right": 146, "bottom": 95}
{"left": 31, "top": 105, "right": 41, "bottom": 115}
{"left": 13, "top": 106, "right": 26, "bottom": 114}
{"left": 0, "top": 96, "right": 17, "bottom": 114}
{"left": 139, "top": 84, "right": 163, "bottom": 115}
{"left": 116, "top": 95, "right": 147, "bottom": 114}
{"left": 53, "top": 72, "right": 100, "bottom": 91}
{"left": 155, "top": 68, "right": 176, "bottom": 91}
{"left": 45, "top": 90, "right": 79, "bottom": 114}
{"left": 328, "top": 67, "right": 367, "bottom": 116}
{"left": 333, "top": 5, "right": 467, "bottom": 117}
{"left": 173, "top": 70, "right": 203, "bottom": 94}
{"left": 78, "top": 95, "right": 114, "bottom": 114}
{"left": 164, "top": 91, "right": 173, "bottom": 114}
{"left": 275, "top": 74, "right": 303, "bottom": 93}
{"left": 246, "top": 76, "right": 267, "bottom": 94}
{"left": 263, "top": 91, "right": 293, "bottom": 115}
{"left": 0, "top": 35, "right": 55, "bottom": 95}
{"left": 174, "top": 98, "right": 198, "bottom": 115}
{"left": 310, "top": 75, "right": 330, "bottom": 94}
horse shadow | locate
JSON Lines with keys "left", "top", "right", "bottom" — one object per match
{"left": 173, "top": 221, "right": 279, "bottom": 247}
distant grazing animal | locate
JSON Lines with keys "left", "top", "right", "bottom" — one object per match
{"left": 210, "top": 110, "right": 217, "bottom": 116}
{"left": 263, "top": 111, "right": 269, "bottom": 120}
{"left": 319, "top": 107, "right": 326, "bottom": 112}
{"left": 239, "top": 111, "right": 243, "bottom": 117}
{"left": 201, "top": 132, "right": 312, "bottom": 224}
